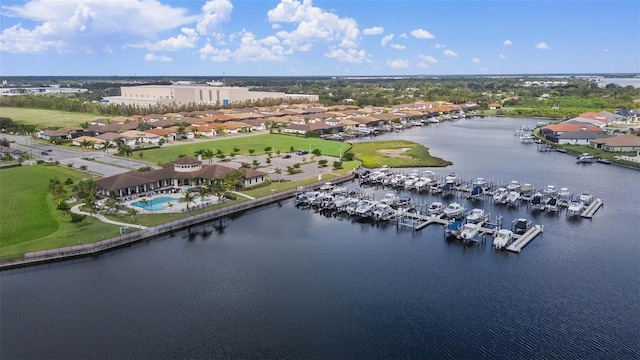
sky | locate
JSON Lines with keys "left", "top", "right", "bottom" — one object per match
{"left": 0, "top": 0, "right": 639, "bottom": 77}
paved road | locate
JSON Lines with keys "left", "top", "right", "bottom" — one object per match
{"left": 3, "top": 134, "right": 150, "bottom": 177}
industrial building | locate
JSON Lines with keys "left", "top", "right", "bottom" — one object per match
{"left": 102, "top": 84, "right": 318, "bottom": 107}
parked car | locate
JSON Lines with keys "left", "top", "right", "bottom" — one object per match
{"left": 282, "top": 154, "right": 291, "bottom": 159}
{"left": 40, "top": 151, "right": 49, "bottom": 155}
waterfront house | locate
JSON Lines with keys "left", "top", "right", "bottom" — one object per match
{"left": 555, "top": 130, "right": 612, "bottom": 145}
{"left": 589, "top": 133, "right": 640, "bottom": 152}
{"left": 95, "top": 156, "right": 266, "bottom": 198}
{"left": 0, "top": 145, "right": 22, "bottom": 159}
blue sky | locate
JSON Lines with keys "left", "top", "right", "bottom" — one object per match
{"left": 1, "top": 0, "right": 638, "bottom": 76}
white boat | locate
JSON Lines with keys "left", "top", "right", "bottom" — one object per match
{"left": 427, "top": 201, "right": 444, "bottom": 216}
{"left": 473, "top": 177, "right": 489, "bottom": 188}
{"left": 443, "top": 202, "right": 465, "bottom": 219}
{"left": 423, "top": 170, "right": 437, "bottom": 180}
{"left": 577, "top": 153, "right": 596, "bottom": 163}
{"left": 512, "top": 218, "right": 532, "bottom": 235}
{"left": 529, "top": 192, "right": 544, "bottom": 211}
{"left": 466, "top": 208, "right": 486, "bottom": 223}
{"left": 520, "top": 183, "right": 534, "bottom": 197}
{"left": 403, "top": 176, "right": 419, "bottom": 190}
{"left": 506, "top": 191, "right": 520, "bottom": 206}
{"left": 372, "top": 203, "right": 395, "bottom": 220}
{"left": 380, "top": 193, "right": 399, "bottom": 206}
{"left": 545, "top": 197, "right": 559, "bottom": 213}
{"left": 558, "top": 187, "right": 571, "bottom": 201}
{"left": 520, "top": 135, "right": 536, "bottom": 143}
{"left": 460, "top": 223, "right": 481, "bottom": 240}
{"left": 579, "top": 191, "right": 594, "bottom": 205}
{"left": 544, "top": 184, "right": 558, "bottom": 198}
{"left": 319, "top": 182, "right": 334, "bottom": 191}
{"left": 445, "top": 172, "right": 459, "bottom": 185}
{"left": 413, "top": 177, "right": 433, "bottom": 191}
{"left": 493, "top": 188, "right": 508, "bottom": 204}
{"left": 355, "top": 199, "right": 378, "bottom": 218}
{"left": 493, "top": 229, "right": 514, "bottom": 250}
{"left": 567, "top": 200, "right": 585, "bottom": 216}
{"left": 506, "top": 180, "right": 521, "bottom": 192}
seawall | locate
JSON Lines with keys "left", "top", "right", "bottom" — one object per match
{"left": 0, "top": 173, "right": 355, "bottom": 271}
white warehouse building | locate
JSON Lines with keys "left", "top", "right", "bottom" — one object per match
{"left": 102, "top": 84, "right": 319, "bottom": 107}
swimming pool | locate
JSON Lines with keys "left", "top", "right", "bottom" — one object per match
{"left": 131, "top": 196, "right": 178, "bottom": 211}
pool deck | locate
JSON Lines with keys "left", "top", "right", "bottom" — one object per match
{"left": 122, "top": 193, "right": 221, "bottom": 214}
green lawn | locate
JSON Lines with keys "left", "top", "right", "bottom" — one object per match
{"left": 135, "top": 133, "right": 352, "bottom": 164}
{"left": 0, "top": 107, "right": 110, "bottom": 129}
{"left": 0, "top": 165, "right": 120, "bottom": 258}
{"left": 350, "top": 140, "right": 452, "bottom": 168}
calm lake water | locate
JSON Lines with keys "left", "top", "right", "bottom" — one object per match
{"left": 2, "top": 117, "right": 639, "bottom": 359}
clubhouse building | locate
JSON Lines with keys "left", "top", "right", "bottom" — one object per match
{"left": 95, "top": 156, "right": 266, "bottom": 199}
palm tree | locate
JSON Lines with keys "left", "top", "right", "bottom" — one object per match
{"left": 80, "top": 139, "right": 91, "bottom": 158}
{"left": 127, "top": 207, "right": 138, "bottom": 223}
{"left": 166, "top": 201, "right": 175, "bottom": 216}
{"left": 140, "top": 198, "right": 150, "bottom": 213}
{"left": 202, "top": 149, "right": 215, "bottom": 164}
{"left": 180, "top": 192, "right": 196, "bottom": 213}
{"left": 198, "top": 185, "right": 211, "bottom": 207}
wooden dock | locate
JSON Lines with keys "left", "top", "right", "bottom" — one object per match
{"left": 581, "top": 199, "right": 603, "bottom": 218}
{"left": 506, "top": 225, "right": 544, "bottom": 253}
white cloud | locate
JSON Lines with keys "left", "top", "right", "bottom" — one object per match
{"left": 410, "top": 28, "right": 435, "bottom": 39}
{"left": 443, "top": 49, "right": 458, "bottom": 57}
{"left": 386, "top": 59, "right": 409, "bottom": 68}
{"left": 535, "top": 41, "right": 551, "bottom": 50}
{"left": 199, "top": 43, "right": 232, "bottom": 62}
{"left": 417, "top": 63, "right": 430, "bottom": 69}
{"left": 196, "top": 0, "right": 233, "bottom": 36}
{"left": 363, "top": 26, "right": 383, "bottom": 35}
{"left": 418, "top": 55, "right": 438, "bottom": 63}
{"left": 144, "top": 53, "right": 172, "bottom": 62}
{"left": 199, "top": 30, "right": 289, "bottom": 63}
{"left": 471, "top": 57, "right": 481, "bottom": 64}
{"left": 499, "top": 54, "right": 506, "bottom": 59}
{"left": 148, "top": 28, "right": 199, "bottom": 51}
{"left": 381, "top": 34, "right": 394, "bottom": 47}
{"left": 0, "top": 0, "right": 197, "bottom": 53}
{"left": 503, "top": 39, "right": 512, "bottom": 46}
{"left": 434, "top": 43, "right": 446, "bottom": 49}
{"left": 272, "top": 23, "right": 281, "bottom": 30}
{"left": 480, "top": 67, "right": 488, "bottom": 72}
{"left": 390, "top": 44, "right": 405, "bottom": 50}
{"left": 325, "top": 47, "right": 366, "bottom": 63}
{"left": 399, "top": 33, "right": 408, "bottom": 39}
{"left": 267, "top": 0, "right": 360, "bottom": 50}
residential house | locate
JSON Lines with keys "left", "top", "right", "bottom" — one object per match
{"left": 95, "top": 156, "right": 266, "bottom": 198}
{"left": 0, "top": 145, "right": 22, "bottom": 159}
{"left": 589, "top": 133, "right": 640, "bottom": 152}
{"left": 555, "top": 130, "right": 612, "bottom": 145}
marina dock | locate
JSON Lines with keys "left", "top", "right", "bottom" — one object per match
{"left": 581, "top": 198, "right": 603, "bottom": 218}
{"left": 506, "top": 225, "right": 544, "bottom": 253}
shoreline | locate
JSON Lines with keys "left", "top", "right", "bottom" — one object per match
{"left": 0, "top": 173, "right": 355, "bottom": 271}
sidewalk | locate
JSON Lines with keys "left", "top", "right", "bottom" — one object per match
{"left": 70, "top": 204, "right": 147, "bottom": 229}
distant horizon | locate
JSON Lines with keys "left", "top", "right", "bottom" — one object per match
{"left": 2, "top": 72, "right": 639, "bottom": 80}
{"left": 1, "top": 1, "right": 638, "bottom": 76}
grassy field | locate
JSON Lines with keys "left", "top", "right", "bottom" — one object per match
{"left": 0, "top": 107, "right": 109, "bottom": 129}
{"left": 0, "top": 165, "right": 121, "bottom": 258}
{"left": 135, "top": 133, "right": 352, "bottom": 164}
{"left": 350, "top": 140, "right": 452, "bottom": 168}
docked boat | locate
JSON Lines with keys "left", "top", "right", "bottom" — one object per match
{"left": 443, "top": 202, "right": 465, "bottom": 219}
{"left": 319, "top": 182, "right": 334, "bottom": 191}
{"left": 445, "top": 172, "right": 459, "bottom": 185}
{"left": 460, "top": 223, "right": 481, "bottom": 241}
{"left": 355, "top": 199, "right": 378, "bottom": 218}
{"left": 506, "top": 180, "right": 521, "bottom": 192}
{"left": 558, "top": 187, "right": 571, "bottom": 201}
{"left": 577, "top": 153, "right": 596, "bottom": 163}
{"left": 512, "top": 218, "right": 532, "bottom": 235}
{"left": 567, "top": 200, "right": 585, "bottom": 216}
{"left": 506, "top": 191, "right": 520, "bottom": 206}
{"left": 466, "top": 208, "right": 486, "bottom": 223}
{"left": 427, "top": 201, "right": 444, "bottom": 216}
{"left": 473, "top": 177, "right": 489, "bottom": 188}
{"left": 493, "top": 229, "right": 514, "bottom": 250}
{"left": 545, "top": 197, "right": 559, "bottom": 213}
{"left": 493, "top": 188, "right": 508, "bottom": 204}
{"left": 520, "top": 134, "right": 536, "bottom": 144}
{"left": 380, "top": 193, "right": 400, "bottom": 206}
{"left": 544, "top": 184, "right": 558, "bottom": 198}
{"left": 579, "top": 191, "right": 594, "bottom": 205}
{"left": 520, "top": 183, "right": 534, "bottom": 197}
{"left": 529, "top": 192, "right": 544, "bottom": 211}
{"left": 371, "top": 203, "right": 396, "bottom": 221}
{"left": 413, "top": 177, "right": 433, "bottom": 192}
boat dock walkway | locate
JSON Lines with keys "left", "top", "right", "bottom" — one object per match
{"left": 506, "top": 225, "right": 544, "bottom": 253}
{"left": 396, "top": 212, "right": 449, "bottom": 230}
{"left": 581, "top": 199, "right": 603, "bottom": 218}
